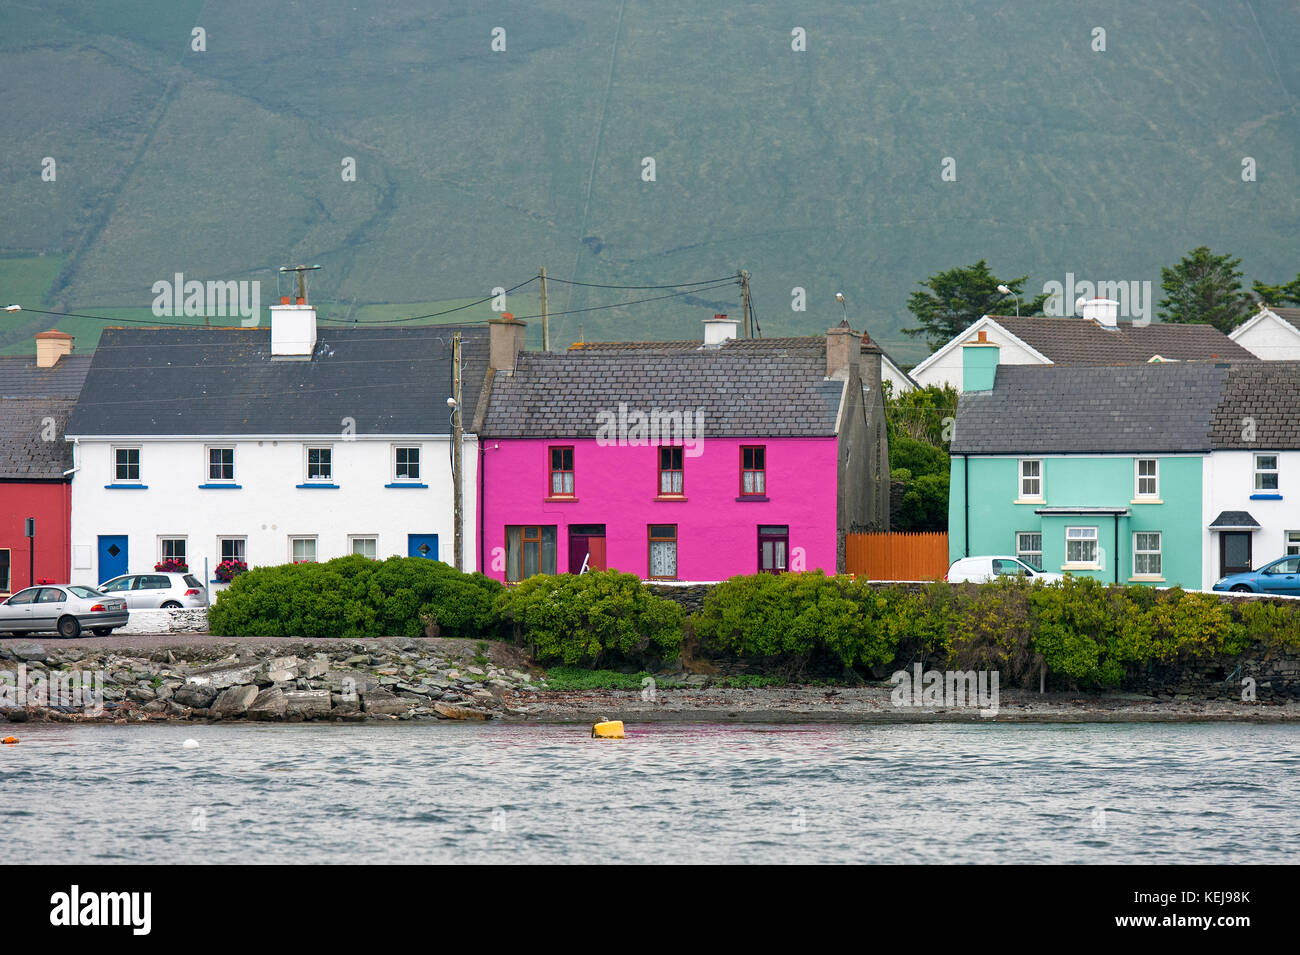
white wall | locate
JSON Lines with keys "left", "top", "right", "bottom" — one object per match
{"left": 1230, "top": 314, "right": 1300, "bottom": 360}
{"left": 911, "top": 326, "right": 1048, "bottom": 390}
{"left": 1201, "top": 450, "right": 1300, "bottom": 589}
{"left": 68, "top": 435, "right": 477, "bottom": 587}
{"left": 881, "top": 357, "right": 914, "bottom": 394}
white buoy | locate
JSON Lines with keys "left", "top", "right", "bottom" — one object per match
{"left": 182, "top": 739, "right": 199, "bottom": 749}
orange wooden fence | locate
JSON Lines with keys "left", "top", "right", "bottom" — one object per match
{"left": 846, "top": 531, "right": 949, "bottom": 581}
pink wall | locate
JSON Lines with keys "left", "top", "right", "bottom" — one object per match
{"left": 479, "top": 436, "right": 838, "bottom": 581}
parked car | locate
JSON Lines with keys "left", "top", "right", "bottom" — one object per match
{"left": 0, "top": 585, "right": 128, "bottom": 638}
{"left": 96, "top": 572, "right": 209, "bottom": 609}
{"left": 1212, "top": 556, "right": 1300, "bottom": 595}
{"left": 945, "top": 556, "right": 1065, "bottom": 584}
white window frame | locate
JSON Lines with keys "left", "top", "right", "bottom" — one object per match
{"left": 1132, "top": 531, "right": 1163, "bottom": 579}
{"left": 1016, "top": 531, "right": 1043, "bottom": 571}
{"left": 206, "top": 445, "right": 236, "bottom": 483}
{"left": 1254, "top": 453, "right": 1279, "bottom": 492}
{"left": 158, "top": 536, "right": 187, "bottom": 564}
{"left": 349, "top": 535, "right": 378, "bottom": 559}
{"left": 1018, "top": 459, "right": 1043, "bottom": 500}
{"left": 1064, "top": 526, "right": 1099, "bottom": 567}
{"left": 112, "top": 445, "right": 142, "bottom": 483}
{"left": 290, "top": 535, "right": 318, "bottom": 563}
{"left": 1286, "top": 531, "right": 1300, "bottom": 557}
{"left": 1134, "top": 458, "right": 1159, "bottom": 499}
{"left": 393, "top": 445, "right": 421, "bottom": 483}
{"left": 217, "top": 536, "right": 247, "bottom": 563}
{"left": 305, "top": 445, "right": 333, "bottom": 483}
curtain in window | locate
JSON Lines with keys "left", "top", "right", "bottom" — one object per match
{"left": 649, "top": 540, "right": 677, "bottom": 578}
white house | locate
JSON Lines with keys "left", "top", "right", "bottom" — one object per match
{"left": 910, "top": 301, "right": 1255, "bottom": 391}
{"left": 64, "top": 302, "right": 522, "bottom": 589}
{"left": 1228, "top": 306, "right": 1300, "bottom": 361}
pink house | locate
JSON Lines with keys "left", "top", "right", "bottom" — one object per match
{"left": 477, "top": 315, "right": 889, "bottom": 582}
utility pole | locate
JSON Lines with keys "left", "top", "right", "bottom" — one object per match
{"left": 739, "top": 269, "right": 753, "bottom": 339}
{"left": 25, "top": 518, "right": 34, "bottom": 588}
{"left": 451, "top": 332, "right": 464, "bottom": 571}
{"left": 540, "top": 266, "right": 550, "bottom": 352}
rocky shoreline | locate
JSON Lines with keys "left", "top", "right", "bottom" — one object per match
{"left": 3, "top": 636, "right": 1299, "bottom": 726}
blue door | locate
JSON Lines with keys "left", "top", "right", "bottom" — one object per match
{"left": 408, "top": 534, "right": 439, "bottom": 560}
{"left": 98, "top": 535, "right": 128, "bottom": 584}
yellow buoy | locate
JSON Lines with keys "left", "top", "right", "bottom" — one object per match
{"left": 591, "top": 719, "right": 625, "bottom": 739}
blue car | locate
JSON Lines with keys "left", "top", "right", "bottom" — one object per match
{"left": 1212, "top": 556, "right": 1300, "bottom": 595}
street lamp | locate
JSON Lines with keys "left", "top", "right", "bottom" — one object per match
{"left": 835, "top": 291, "right": 848, "bottom": 324}
{"left": 996, "top": 284, "right": 1020, "bottom": 318}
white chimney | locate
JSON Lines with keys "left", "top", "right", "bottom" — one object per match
{"left": 271, "top": 302, "right": 317, "bottom": 358}
{"left": 1077, "top": 297, "right": 1119, "bottom": 329}
{"left": 703, "top": 313, "right": 738, "bottom": 346}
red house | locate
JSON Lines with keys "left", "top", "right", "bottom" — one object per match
{"left": 0, "top": 331, "right": 88, "bottom": 596}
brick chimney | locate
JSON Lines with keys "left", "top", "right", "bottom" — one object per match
{"left": 489, "top": 313, "right": 527, "bottom": 373}
{"left": 825, "top": 321, "right": 859, "bottom": 379}
{"left": 35, "top": 329, "right": 73, "bottom": 368}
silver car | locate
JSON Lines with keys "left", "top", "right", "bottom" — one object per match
{"left": 0, "top": 585, "right": 128, "bottom": 638}
{"left": 97, "top": 572, "right": 209, "bottom": 609}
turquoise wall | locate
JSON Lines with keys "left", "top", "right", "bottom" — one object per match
{"left": 948, "top": 455, "right": 1203, "bottom": 586}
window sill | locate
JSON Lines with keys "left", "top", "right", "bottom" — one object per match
{"left": 1062, "top": 563, "right": 1101, "bottom": 571}
{"left": 198, "top": 483, "right": 242, "bottom": 489}
{"left": 654, "top": 495, "right": 688, "bottom": 502}
{"left": 1250, "top": 493, "right": 1282, "bottom": 500}
{"left": 104, "top": 483, "right": 148, "bottom": 489}
{"left": 385, "top": 482, "right": 428, "bottom": 489}
{"left": 1014, "top": 498, "right": 1045, "bottom": 506}
{"left": 543, "top": 496, "right": 579, "bottom": 502}
{"left": 736, "top": 495, "right": 770, "bottom": 502}
{"left": 296, "top": 483, "right": 339, "bottom": 489}
{"left": 1130, "top": 498, "right": 1162, "bottom": 505}
{"left": 1128, "top": 575, "right": 1165, "bottom": 583}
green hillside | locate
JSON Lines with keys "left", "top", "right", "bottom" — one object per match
{"left": 2, "top": 0, "right": 1297, "bottom": 364}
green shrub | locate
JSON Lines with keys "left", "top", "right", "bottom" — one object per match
{"left": 494, "top": 570, "right": 684, "bottom": 667}
{"left": 1236, "top": 598, "right": 1300, "bottom": 650}
{"left": 208, "top": 555, "right": 502, "bottom": 639}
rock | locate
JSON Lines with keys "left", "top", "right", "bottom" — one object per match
{"left": 283, "top": 689, "right": 331, "bottom": 717}
{"left": 143, "top": 700, "right": 168, "bottom": 713}
{"left": 210, "top": 684, "right": 259, "bottom": 717}
{"left": 12, "top": 643, "right": 49, "bottom": 663}
{"left": 172, "top": 685, "right": 219, "bottom": 709}
{"left": 301, "top": 659, "right": 329, "bottom": 679}
{"left": 247, "top": 686, "right": 287, "bottom": 720}
{"left": 467, "top": 666, "right": 486, "bottom": 676}
{"left": 128, "top": 686, "right": 157, "bottom": 703}
{"left": 330, "top": 692, "right": 361, "bottom": 713}
{"left": 264, "top": 668, "right": 297, "bottom": 683}
{"left": 186, "top": 662, "right": 263, "bottom": 690}
{"left": 343, "top": 654, "right": 369, "bottom": 665}
{"left": 434, "top": 702, "right": 490, "bottom": 721}
{"left": 4, "top": 707, "right": 29, "bottom": 723}
{"left": 155, "top": 684, "right": 174, "bottom": 702}
{"left": 395, "top": 682, "right": 430, "bottom": 695}
{"left": 362, "top": 692, "right": 409, "bottom": 716}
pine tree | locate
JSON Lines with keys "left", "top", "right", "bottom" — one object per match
{"left": 902, "top": 260, "right": 1048, "bottom": 353}
{"left": 1157, "top": 246, "right": 1254, "bottom": 332}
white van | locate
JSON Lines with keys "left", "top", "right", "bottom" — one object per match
{"left": 945, "top": 556, "right": 1064, "bottom": 584}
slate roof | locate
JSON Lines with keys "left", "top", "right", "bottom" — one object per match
{"left": 988, "top": 315, "right": 1255, "bottom": 364}
{"left": 66, "top": 325, "right": 489, "bottom": 436}
{"left": 1209, "top": 511, "right": 1260, "bottom": 529}
{"left": 951, "top": 362, "right": 1231, "bottom": 454}
{"left": 0, "top": 355, "right": 91, "bottom": 398}
{"left": 0, "top": 397, "right": 75, "bottom": 479}
{"left": 483, "top": 344, "right": 845, "bottom": 438}
{"left": 1208, "top": 360, "right": 1300, "bottom": 449}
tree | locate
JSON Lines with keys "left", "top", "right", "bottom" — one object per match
{"left": 902, "top": 260, "right": 1049, "bottom": 353}
{"left": 1252, "top": 273, "right": 1300, "bottom": 307}
{"left": 1157, "top": 246, "right": 1255, "bottom": 333}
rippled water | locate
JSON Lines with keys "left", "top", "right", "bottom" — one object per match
{"left": 2, "top": 722, "right": 1297, "bottom": 863}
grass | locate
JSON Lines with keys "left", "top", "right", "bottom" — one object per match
{"left": 540, "top": 667, "right": 684, "bottom": 692}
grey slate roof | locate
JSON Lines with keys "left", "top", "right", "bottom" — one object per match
{"left": 1208, "top": 360, "right": 1300, "bottom": 449}
{"left": 1209, "top": 511, "right": 1259, "bottom": 529}
{"left": 483, "top": 345, "right": 845, "bottom": 438}
{"left": 66, "top": 325, "right": 489, "bottom": 436}
{"left": 988, "top": 315, "right": 1256, "bottom": 364}
{"left": 951, "top": 362, "right": 1231, "bottom": 454}
{"left": 0, "top": 355, "right": 91, "bottom": 398}
{"left": 0, "top": 398, "right": 75, "bottom": 479}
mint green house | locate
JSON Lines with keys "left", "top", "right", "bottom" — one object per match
{"left": 947, "top": 333, "right": 1226, "bottom": 587}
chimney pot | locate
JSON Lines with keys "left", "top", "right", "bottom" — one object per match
{"left": 35, "top": 329, "right": 74, "bottom": 368}
{"left": 702, "top": 314, "right": 738, "bottom": 346}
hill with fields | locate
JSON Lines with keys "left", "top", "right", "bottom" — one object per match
{"left": 1, "top": 0, "right": 1298, "bottom": 363}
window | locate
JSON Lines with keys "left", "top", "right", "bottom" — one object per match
{"left": 114, "top": 447, "right": 141, "bottom": 482}
{"left": 350, "top": 536, "right": 377, "bottom": 559}
{"left": 648, "top": 524, "right": 678, "bottom": 578}
{"left": 758, "top": 525, "right": 788, "bottom": 573}
{"left": 290, "top": 536, "right": 318, "bottom": 563}
{"left": 658, "top": 447, "right": 684, "bottom": 495}
{"left": 208, "top": 447, "right": 235, "bottom": 482}
{"left": 1019, "top": 459, "right": 1042, "bottom": 499}
{"left": 549, "top": 446, "right": 575, "bottom": 496}
{"left": 395, "top": 447, "right": 420, "bottom": 481}
{"left": 159, "top": 538, "right": 187, "bottom": 564}
{"left": 1016, "top": 532, "right": 1042, "bottom": 571}
{"left": 505, "top": 525, "right": 557, "bottom": 582}
{"left": 1135, "top": 458, "right": 1158, "bottom": 498}
{"left": 1133, "top": 532, "right": 1162, "bottom": 577}
{"left": 1255, "top": 454, "right": 1279, "bottom": 491}
{"left": 219, "top": 537, "right": 246, "bottom": 563}
{"left": 306, "top": 447, "right": 332, "bottom": 482}
{"left": 741, "top": 446, "right": 767, "bottom": 496}
{"left": 992, "top": 558, "right": 1033, "bottom": 577}
{"left": 0, "top": 548, "right": 9, "bottom": 593}
{"left": 1286, "top": 531, "right": 1300, "bottom": 557}
{"left": 1065, "top": 526, "right": 1098, "bottom": 565}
